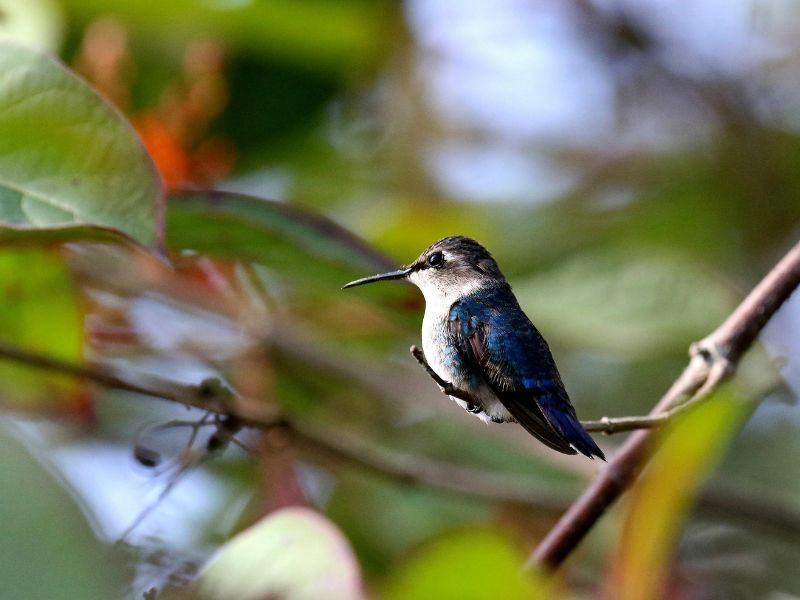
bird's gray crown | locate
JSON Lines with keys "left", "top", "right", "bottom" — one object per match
{"left": 408, "top": 236, "right": 506, "bottom": 285}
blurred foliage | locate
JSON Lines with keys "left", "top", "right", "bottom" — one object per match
{"left": 0, "top": 249, "right": 84, "bottom": 412}
{"left": 514, "top": 251, "right": 737, "bottom": 358}
{"left": 63, "top": 0, "right": 389, "bottom": 73}
{"left": 607, "top": 391, "right": 751, "bottom": 600}
{"left": 0, "top": 426, "right": 125, "bottom": 598}
{"left": 0, "top": 1, "right": 799, "bottom": 599}
{"left": 382, "top": 528, "right": 549, "bottom": 600}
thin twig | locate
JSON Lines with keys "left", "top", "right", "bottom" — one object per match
{"left": 410, "top": 344, "right": 714, "bottom": 435}
{"left": 0, "top": 341, "right": 281, "bottom": 425}
{"left": 529, "top": 239, "right": 800, "bottom": 571}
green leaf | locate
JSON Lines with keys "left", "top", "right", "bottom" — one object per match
{"left": 0, "top": 248, "right": 83, "bottom": 410}
{"left": 167, "top": 191, "right": 411, "bottom": 303}
{"left": 0, "top": 43, "right": 163, "bottom": 247}
{"left": 609, "top": 391, "right": 751, "bottom": 600}
{"left": 169, "top": 191, "right": 392, "bottom": 271}
{"left": 198, "top": 507, "right": 364, "bottom": 600}
{"left": 0, "top": 425, "right": 124, "bottom": 598}
{"left": 383, "top": 528, "right": 549, "bottom": 600}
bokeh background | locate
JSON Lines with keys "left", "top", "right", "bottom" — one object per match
{"left": 1, "top": 0, "right": 800, "bottom": 599}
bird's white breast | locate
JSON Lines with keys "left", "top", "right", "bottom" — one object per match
{"left": 418, "top": 288, "right": 512, "bottom": 424}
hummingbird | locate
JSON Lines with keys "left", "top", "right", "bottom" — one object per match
{"left": 343, "top": 236, "right": 604, "bottom": 459}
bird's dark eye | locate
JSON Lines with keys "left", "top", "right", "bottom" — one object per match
{"left": 427, "top": 251, "right": 444, "bottom": 267}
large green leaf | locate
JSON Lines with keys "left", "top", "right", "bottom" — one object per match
{"left": 198, "top": 507, "right": 364, "bottom": 600}
{"left": 0, "top": 43, "right": 163, "bottom": 247}
{"left": 0, "top": 425, "right": 124, "bottom": 599}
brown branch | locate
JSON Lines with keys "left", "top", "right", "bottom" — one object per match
{"left": 529, "top": 239, "right": 800, "bottom": 571}
{"left": 0, "top": 340, "right": 282, "bottom": 426}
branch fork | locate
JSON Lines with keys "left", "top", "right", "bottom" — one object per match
{"left": 530, "top": 239, "right": 800, "bottom": 571}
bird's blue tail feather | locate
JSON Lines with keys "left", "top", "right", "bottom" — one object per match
{"left": 539, "top": 396, "right": 605, "bottom": 460}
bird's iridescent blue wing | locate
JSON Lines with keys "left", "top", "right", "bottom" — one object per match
{"left": 449, "top": 287, "right": 604, "bottom": 459}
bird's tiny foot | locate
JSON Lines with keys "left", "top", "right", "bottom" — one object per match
{"left": 466, "top": 403, "right": 482, "bottom": 414}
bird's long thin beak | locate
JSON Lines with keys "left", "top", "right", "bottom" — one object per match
{"left": 342, "top": 267, "right": 411, "bottom": 289}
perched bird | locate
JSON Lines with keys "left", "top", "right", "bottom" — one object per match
{"left": 343, "top": 236, "right": 604, "bottom": 460}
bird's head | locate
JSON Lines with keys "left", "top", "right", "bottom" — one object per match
{"left": 343, "top": 236, "right": 505, "bottom": 301}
